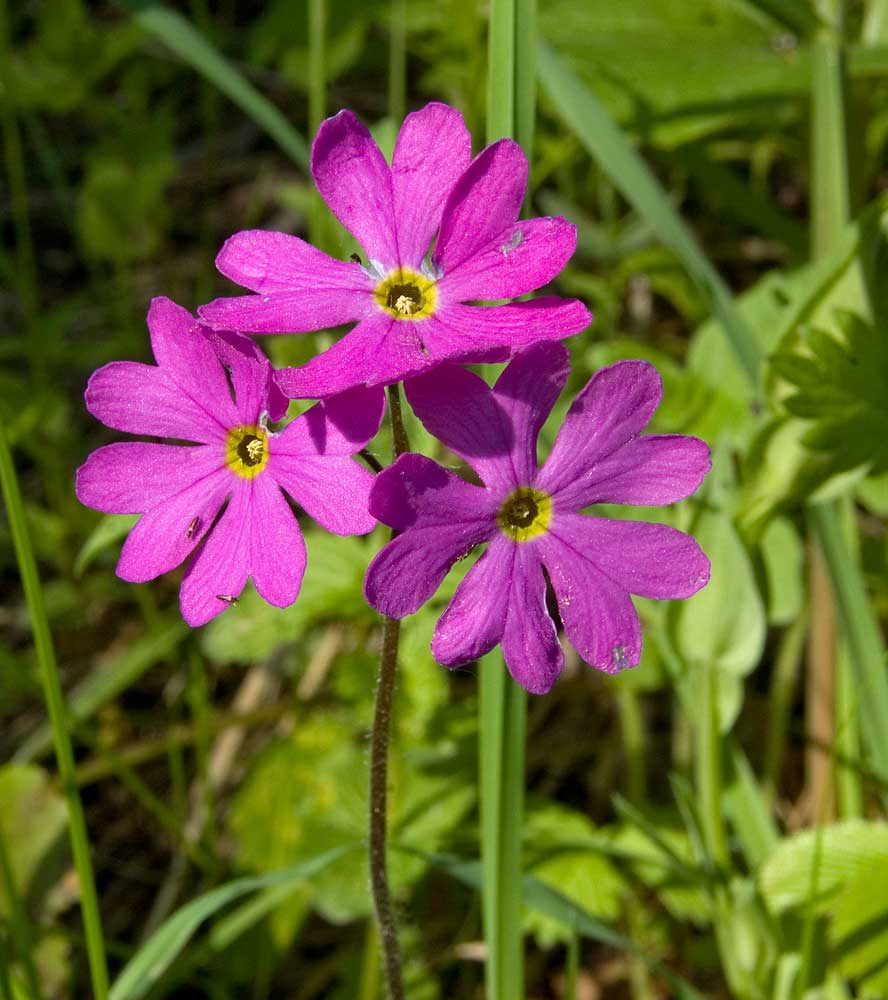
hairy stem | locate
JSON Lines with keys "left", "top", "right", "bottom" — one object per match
{"left": 368, "top": 384, "right": 410, "bottom": 1000}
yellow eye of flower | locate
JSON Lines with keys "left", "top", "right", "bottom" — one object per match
{"left": 497, "top": 487, "right": 553, "bottom": 542}
{"left": 374, "top": 268, "right": 437, "bottom": 320}
{"left": 225, "top": 425, "right": 269, "bottom": 479}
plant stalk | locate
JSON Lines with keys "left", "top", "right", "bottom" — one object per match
{"left": 0, "top": 425, "right": 109, "bottom": 999}
{"left": 368, "top": 384, "right": 410, "bottom": 1000}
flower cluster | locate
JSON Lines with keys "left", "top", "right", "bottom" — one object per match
{"left": 77, "top": 102, "right": 710, "bottom": 691}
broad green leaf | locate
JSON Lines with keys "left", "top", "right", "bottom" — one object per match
{"left": 522, "top": 805, "right": 625, "bottom": 948}
{"left": 673, "top": 508, "right": 765, "bottom": 729}
{"left": 416, "top": 849, "right": 707, "bottom": 1000}
{"left": 759, "top": 819, "right": 888, "bottom": 914}
{"left": 539, "top": 0, "right": 810, "bottom": 148}
{"left": 760, "top": 516, "right": 804, "bottom": 625}
{"left": 0, "top": 764, "right": 67, "bottom": 915}
{"left": 108, "top": 846, "right": 351, "bottom": 1000}
{"left": 201, "top": 532, "right": 374, "bottom": 665}
{"left": 830, "top": 858, "right": 888, "bottom": 995}
{"left": 537, "top": 41, "right": 763, "bottom": 388}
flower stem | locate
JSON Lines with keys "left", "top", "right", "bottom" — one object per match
{"left": 0, "top": 425, "right": 109, "bottom": 999}
{"left": 368, "top": 384, "right": 410, "bottom": 1000}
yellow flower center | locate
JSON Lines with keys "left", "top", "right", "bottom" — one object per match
{"left": 225, "top": 425, "right": 269, "bottom": 479}
{"left": 497, "top": 487, "right": 552, "bottom": 542}
{"left": 374, "top": 267, "right": 437, "bottom": 320}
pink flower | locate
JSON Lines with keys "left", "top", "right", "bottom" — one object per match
{"left": 363, "top": 342, "right": 711, "bottom": 694}
{"left": 198, "top": 103, "right": 591, "bottom": 398}
{"left": 76, "top": 297, "right": 384, "bottom": 626}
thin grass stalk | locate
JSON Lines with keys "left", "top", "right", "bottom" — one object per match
{"left": 367, "top": 384, "right": 410, "bottom": 1000}
{"left": 480, "top": 0, "right": 534, "bottom": 995}
{"left": 764, "top": 612, "right": 808, "bottom": 801}
{"left": 0, "top": 936, "right": 14, "bottom": 1000}
{"left": 388, "top": 0, "right": 407, "bottom": 125}
{"left": 806, "top": 0, "right": 888, "bottom": 802}
{"left": 564, "top": 933, "right": 579, "bottom": 1000}
{"left": 0, "top": 425, "right": 109, "bottom": 999}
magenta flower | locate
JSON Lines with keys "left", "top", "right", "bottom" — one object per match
{"left": 76, "top": 297, "right": 384, "bottom": 626}
{"left": 363, "top": 342, "right": 711, "bottom": 694}
{"left": 198, "top": 102, "right": 591, "bottom": 398}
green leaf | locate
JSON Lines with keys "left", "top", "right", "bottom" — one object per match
{"left": 760, "top": 516, "right": 804, "bottom": 625}
{"left": 522, "top": 805, "right": 625, "bottom": 948}
{"left": 759, "top": 819, "right": 888, "bottom": 915}
{"left": 108, "top": 846, "right": 351, "bottom": 1000}
{"left": 118, "top": 1, "right": 309, "bottom": 169}
{"left": 831, "top": 858, "right": 888, "bottom": 995}
{"left": 74, "top": 514, "right": 139, "bottom": 576}
{"left": 416, "top": 849, "right": 707, "bottom": 1000}
{"left": 537, "top": 40, "right": 763, "bottom": 389}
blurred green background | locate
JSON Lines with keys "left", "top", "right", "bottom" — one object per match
{"left": 4, "top": 0, "right": 888, "bottom": 996}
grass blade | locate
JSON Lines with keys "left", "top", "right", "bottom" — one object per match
{"left": 119, "top": 2, "right": 309, "bottom": 170}
{"left": 537, "top": 42, "right": 763, "bottom": 390}
{"left": 0, "top": 425, "right": 109, "bottom": 999}
{"left": 109, "top": 845, "right": 352, "bottom": 1000}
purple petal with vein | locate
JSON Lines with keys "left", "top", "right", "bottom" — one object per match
{"left": 551, "top": 434, "right": 712, "bottom": 509}
{"left": 311, "top": 110, "right": 399, "bottom": 264}
{"left": 116, "top": 468, "right": 231, "bottom": 583}
{"left": 492, "top": 341, "right": 569, "bottom": 484}
{"left": 76, "top": 442, "right": 220, "bottom": 514}
{"left": 439, "top": 216, "right": 577, "bottom": 302}
{"left": 179, "top": 482, "right": 252, "bottom": 626}
{"left": 275, "top": 313, "right": 431, "bottom": 398}
{"left": 205, "top": 328, "right": 289, "bottom": 424}
{"left": 424, "top": 298, "right": 591, "bottom": 356}
{"left": 541, "top": 527, "right": 643, "bottom": 674}
{"left": 147, "top": 298, "right": 240, "bottom": 431}
{"left": 537, "top": 360, "right": 663, "bottom": 499}
{"left": 432, "top": 536, "right": 514, "bottom": 666}
{"left": 392, "top": 103, "right": 472, "bottom": 268}
{"left": 85, "top": 363, "right": 226, "bottom": 443}
{"left": 248, "top": 477, "right": 307, "bottom": 608}
{"left": 274, "top": 386, "right": 385, "bottom": 457}
{"left": 547, "top": 512, "right": 710, "bottom": 600}
{"left": 501, "top": 545, "right": 563, "bottom": 694}
{"left": 404, "top": 365, "right": 517, "bottom": 493}
{"left": 434, "top": 139, "right": 527, "bottom": 275}
{"left": 273, "top": 455, "right": 376, "bottom": 535}
{"left": 199, "top": 231, "right": 372, "bottom": 333}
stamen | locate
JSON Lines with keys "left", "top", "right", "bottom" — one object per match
{"left": 225, "top": 425, "right": 270, "bottom": 479}
{"left": 374, "top": 267, "right": 437, "bottom": 320}
{"left": 497, "top": 487, "right": 552, "bottom": 542}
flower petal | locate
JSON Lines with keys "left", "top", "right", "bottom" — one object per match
{"left": 536, "top": 360, "right": 662, "bottom": 499}
{"left": 272, "top": 455, "right": 376, "bottom": 535}
{"left": 548, "top": 512, "right": 710, "bottom": 600}
{"left": 311, "top": 110, "right": 399, "bottom": 265}
{"left": 540, "top": 524, "right": 643, "bottom": 674}
{"left": 205, "top": 329, "right": 289, "bottom": 424}
{"left": 404, "top": 364, "right": 517, "bottom": 493}
{"left": 438, "top": 216, "right": 578, "bottom": 302}
{"left": 552, "top": 434, "right": 712, "bottom": 510}
{"left": 248, "top": 476, "right": 307, "bottom": 609}
{"left": 179, "top": 481, "right": 252, "bottom": 626}
{"left": 434, "top": 139, "right": 527, "bottom": 275}
{"left": 116, "top": 468, "right": 231, "bottom": 583}
{"left": 76, "top": 442, "right": 221, "bottom": 514}
{"left": 273, "top": 386, "right": 385, "bottom": 457}
{"left": 199, "top": 231, "right": 372, "bottom": 333}
{"left": 423, "top": 298, "right": 591, "bottom": 357}
{"left": 391, "top": 103, "right": 472, "bottom": 268}
{"left": 492, "top": 341, "right": 570, "bottom": 484}
{"left": 275, "top": 313, "right": 429, "bottom": 398}
{"left": 85, "top": 362, "right": 225, "bottom": 443}
{"left": 432, "top": 535, "right": 514, "bottom": 666}
{"left": 500, "top": 544, "right": 563, "bottom": 694}
{"left": 363, "top": 455, "right": 497, "bottom": 617}
{"left": 147, "top": 298, "right": 240, "bottom": 431}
